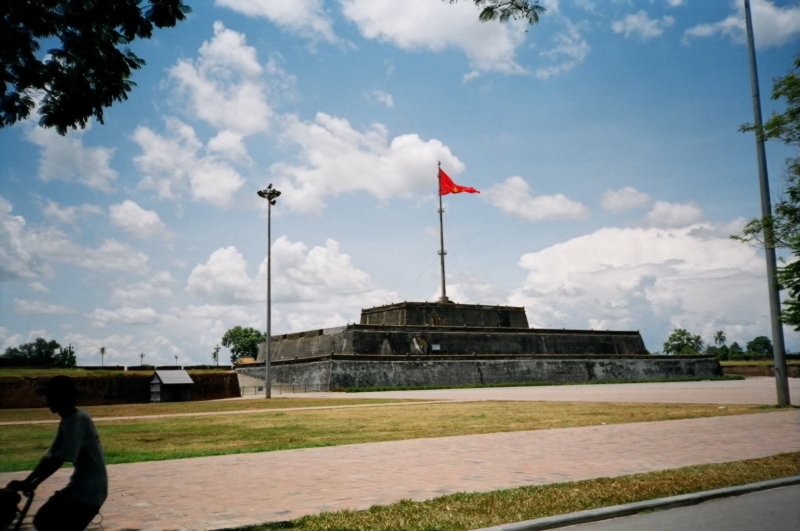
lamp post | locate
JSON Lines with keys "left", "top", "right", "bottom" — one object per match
{"left": 257, "top": 184, "right": 281, "bottom": 399}
{"left": 743, "top": 0, "right": 790, "bottom": 407}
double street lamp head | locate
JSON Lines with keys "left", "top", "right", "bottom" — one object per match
{"left": 257, "top": 184, "right": 281, "bottom": 205}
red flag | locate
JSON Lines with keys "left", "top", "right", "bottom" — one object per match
{"left": 439, "top": 168, "right": 480, "bottom": 196}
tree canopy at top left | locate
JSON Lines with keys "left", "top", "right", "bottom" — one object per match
{"left": 1, "top": 0, "right": 191, "bottom": 135}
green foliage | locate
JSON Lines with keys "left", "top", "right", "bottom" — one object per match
{"left": 54, "top": 344, "right": 77, "bottom": 368}
{"left": 746, "top": 336, "right": 774, "bottom": 358}
{"left": 717, "top": 344, "right": 730, "bottom": 361}
{"left": 714, "top": 330, "right": 727, "bottom": 347}
{"left": 1, "top": 0, "right": 191, "bottom": 134}
{"left": 221, "top": 326, "right": 266, "bottom": 363}
{"left": 736, "top": 54, "right": 800, "bottom": 330}
{"left": 729, "top": 342, "right": 744, "bottom": 360}
{"left": 446, "top": 1, "right": 546, "bottom": 25}
{"left": 663, "top": 328, "right": 704, "bottom": 356}
{"left": 2, "top": 337, "right": 75, "bottom": 367}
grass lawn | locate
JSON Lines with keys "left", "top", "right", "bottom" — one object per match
{"left": 0, "top": 398, "right": 417, "bottom": 423}
{"left": 228, "top": 452, "right": 799, "bottom": 531}
{"left": 0, "top": 401, "right": 771, "bottom": 473}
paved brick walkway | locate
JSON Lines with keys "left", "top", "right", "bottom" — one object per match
{"left": 3, "top": 410, "right": 797, "bottom": 531}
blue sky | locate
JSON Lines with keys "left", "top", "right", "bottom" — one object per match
{"left": 2, "top": 0, "right": 799, "bottom": 366}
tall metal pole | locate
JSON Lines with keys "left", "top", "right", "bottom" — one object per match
{"left": 265, "top": 199, "right": 272, "bottom": 399}
{"left": 744, "top": 0, "right": 790, "bottom": 407}
{"left": 257, "top": 185, "right": 280, "bottom": 398}
{"left": 437, "top": 162, "right": 450, "bottom": 303}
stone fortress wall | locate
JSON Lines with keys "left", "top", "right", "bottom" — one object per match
{"left": 246, "top": 302, "right": 721, "bottom": 390}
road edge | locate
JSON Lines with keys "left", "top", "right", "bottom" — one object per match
{"left": 473, "top": 475, "right": 800, "bottom": 531}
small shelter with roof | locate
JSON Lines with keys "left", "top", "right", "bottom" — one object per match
{"left": 150, "top": 369, "right": 194, "bottom": 402}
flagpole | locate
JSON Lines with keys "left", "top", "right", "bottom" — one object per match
{"left": 437, "top": 161, "right": 450, "bottom": 303}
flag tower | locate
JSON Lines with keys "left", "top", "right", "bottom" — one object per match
{"left": 436, "top": 162, "right": 480, "bottom": 303}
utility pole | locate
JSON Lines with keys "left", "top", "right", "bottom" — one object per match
{"left": 140, "top": 352, "right": 145, "bottom": 366}
{"left": 257, "top": 184, "right": 281, "bottom": 398}
{"left": 174, "top": 355, "right": 178, "bottom": 367}
{"left": 743, "top": 0, "right": 790, "bottom": 406}
{"left": 100, "top": 346, "right": 105, "bottom": 367}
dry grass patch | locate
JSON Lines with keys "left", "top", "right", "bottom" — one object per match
{"left": 0, "top": 401, "right": 771, "bottom": 473}
{"left": 235, "top": 453, "right": 800, "bottom": 531}
{"left": 0, "top": 398, "right": 416, "bottom": 423}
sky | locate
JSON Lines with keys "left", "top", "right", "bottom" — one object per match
{"left": 2, "top": 0, "right": 799, "bottom": 367}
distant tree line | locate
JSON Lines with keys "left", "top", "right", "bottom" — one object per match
{"left": 661, "top": 328, "right": 779, "bottom": 360}
{"left": 2, "top": 337, "right": 76, "bottom": 368}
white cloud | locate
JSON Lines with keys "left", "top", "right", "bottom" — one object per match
{"left": 133, "top": 118, "right": 246, "bottom": 207}
{"left": 42, "top": 201, "right": 103, "bottom": 225}
{"left": 341, "top": 0, "right": 528, "bottom": 74}
{"left": 270, "top": 113, "right": 463, "bottom": 214}
{"left": 535, "top": 20, "right": 590, "bottom": 79}
{"left": 14, "top": 299, "right": 77, "bottom": 315}
{"left": 367, "top": 89, "right": 395, "bottom": 108}
{"left": 25, "top": 122, "right": 117, "bottom": 192}
{"left": 510, "top": 223, "right": 771, "bottom": 348}
{"left": 169, "top": 21, "right": 272, "bottom": 136}
{"left": 216, "top": 0, "right": 337, "bottom": 42}
{"left": 90, "top": 306, "right": 160, "bottom": 328}
{"left": 645, "top": 200, "right": 704, "bottom": 228}
{"left": 612, "top": 11, "right": 675, "bottom": 41}
{"left": 433, "top": 274, "right": 509, "bottom": 306}
{"left": 111, "top": 272, "right": 175, "bottom": 306}
{"left": 1, "top": 198, "right": 150, "bottom": 280}
{"left": 186, "top": 246, "right": 258, "bottom": 303}
{"left": 484, "top": 176, "right": 590, "bottom": 221}
{"left": 1, "top": 197, "right": 42, "bottom": 280}
{"left": 666, "top": 0, "right": 686, "bottom": 6}
{"left": 207, "top": 131, "right": 250, "bottom": 163}
{"left": 109, "top": 200, "right": 167, "bottom": 239}
{"left": 600, "top": 187, "right": 653, "bottom": 212}
{"left": 683, "top": 0, "right": 800, "bottom": 48}
{"left": 29, "top": 282, "right": 49, "bottom": 293}
{"left": 186, "top": 237, "right": 397, "bottom": 333}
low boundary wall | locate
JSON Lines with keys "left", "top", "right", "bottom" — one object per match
{"left": 0, "top": 371, "right": 241, "bottom": 409}
{"left": 239, "top": 355, "right": 722, "bottom": 391}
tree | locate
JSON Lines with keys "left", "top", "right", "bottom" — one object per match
{"left": 729, "top": 342, "right": 744, "bottom": 359}
{"left": 221, "top": 326, "right": 266, "bottom": 364}
{"left": 714, "top": 330, "right": 727, "bottom": 347}
{"left": 746, "top": 336, "right": 774, "bottom": 358}
{"left": 1, "top": 0, "right": 191, "bottom": 135}
{"left": 4, "top": 337, "right": 61, "bottom": 362}
{"left": 55, "top": 344, "right": 77, "bottom": 368}
{"left": 3, "top": 337, "right": 75, "bottom": 367}
{"left": 663, "top": 328, "right": 704, "bottom": 356}
{"left": 736, "top": 53, "right": 800, "bottom": 330}
{"left": 446, "top": 1, "right": 546, "bottom": 25}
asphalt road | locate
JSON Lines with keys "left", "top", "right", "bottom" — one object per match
{"left": 565, "top": 484, "right": 800, "bottom": 531}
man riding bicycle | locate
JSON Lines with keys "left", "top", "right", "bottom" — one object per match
{"left": 6, "top": 376, "right": 107, "bottom": 531}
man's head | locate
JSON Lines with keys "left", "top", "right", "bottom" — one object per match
{"left": 36, "top": 375, "right": 77, "bottom": 414}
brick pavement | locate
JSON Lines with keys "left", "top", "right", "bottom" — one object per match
{"left": 2, "top": 410, "right": 797, "bottom": 531}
